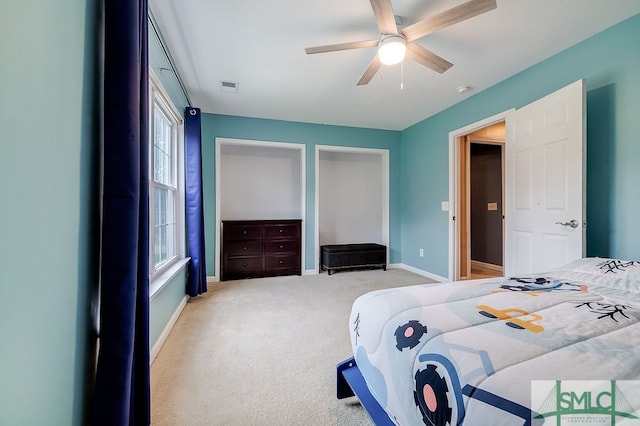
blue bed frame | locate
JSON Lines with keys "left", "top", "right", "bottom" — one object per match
{"left": 337, "top": 356, "right": 534, "bottom": 426}
{"left": 336, "top": 357, "right": 395, "bottom": 425}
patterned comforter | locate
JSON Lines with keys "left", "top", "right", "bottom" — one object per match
{"left": 349, "top": 258, "right": 640, "bottom": 425}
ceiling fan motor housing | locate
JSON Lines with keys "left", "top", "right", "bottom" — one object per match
{"left": 378, "top": 35, "right": 407, "bottom": 65}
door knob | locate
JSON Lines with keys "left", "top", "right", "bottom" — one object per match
{"left": 555, "top": 219, "right": 579, "bottom": 228}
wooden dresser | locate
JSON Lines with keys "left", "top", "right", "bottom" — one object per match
{"left": 221, "top": 219, "right": 302, "bottom": 281}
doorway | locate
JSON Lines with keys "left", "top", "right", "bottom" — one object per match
{"left": 449, "top": 112, "right": 510, "bottom": 281}
{"left": 449, "top": 81, "right": 585, "bottom": 280}
{"left": 459, "top": 124, "right": 505, "bottom": 279}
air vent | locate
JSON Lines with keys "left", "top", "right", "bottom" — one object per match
{"left": 220, "top": 80, "right": 239, "bottom": 93}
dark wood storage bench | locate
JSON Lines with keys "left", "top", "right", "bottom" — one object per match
{"left": 320, "top": 243, "right": 387, "bottom": 275}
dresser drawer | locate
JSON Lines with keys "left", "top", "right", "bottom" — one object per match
{"left": 224, "top": 225, "right": 263, "bottom": 240}
{"left": 265, "top": 240, "right": 298, "bottom": 254}
{"left": 225, "top": 240, "right": 263, "bottom": 256}
{"left": 224, "top": 256, "right": 263, "bottom": 277}
{"left": 265, "top": 254, "right": 299, "bottom": 271}
{"left": 265, "top": 224, "right": 299, "bottom": 240}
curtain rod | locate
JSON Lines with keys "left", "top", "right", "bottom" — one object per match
{"left": 148, "top": 11, "right": 193, "bottom": 107}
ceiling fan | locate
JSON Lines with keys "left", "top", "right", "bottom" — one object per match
{"left": 305, "top": 0, "right": 497, "bottom": 85}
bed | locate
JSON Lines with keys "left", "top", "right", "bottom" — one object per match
{"left": 337, "top": 258, "right": 640, "bottom": 425}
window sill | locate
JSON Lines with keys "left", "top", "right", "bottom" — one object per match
{"left": 150, "top": 257, "right": 190, "bottom": 300}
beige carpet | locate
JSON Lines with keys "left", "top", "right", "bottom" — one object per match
{"left": 151, "top": 268, "right": 435, "bottom": 425}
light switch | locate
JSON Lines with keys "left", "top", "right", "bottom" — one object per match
{"left": 487, "top": 202, "right": 498, "bottom": 211}
{"left": 441, "top": 201, "right": 449, "bottom": 211}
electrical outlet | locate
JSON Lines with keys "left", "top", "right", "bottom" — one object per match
{"left": 419, "top": 248, "right": 424, "bottom": 257}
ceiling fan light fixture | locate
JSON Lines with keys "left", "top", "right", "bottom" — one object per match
{"left": 378, "top": 35, "right": 406, "bottom": 65}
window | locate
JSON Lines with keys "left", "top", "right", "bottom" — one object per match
{"left": 149, "top": 73, "right": 184, "bottom": 276}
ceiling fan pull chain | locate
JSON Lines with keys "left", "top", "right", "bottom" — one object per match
{"left": 401, "top": 60, "right": 404, "bottom": 90}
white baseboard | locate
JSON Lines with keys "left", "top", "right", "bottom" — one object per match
{"left": 212, "top": 266, "right": 445, "bottom": 278}
{"left": 302, "top": 263, "right": 449, "bottom": 281}
{"left": 393, "top": 263, "right": 450, "bottom": 282}
{"left": 151, "top": 295, "right": 188, "bottom": 364}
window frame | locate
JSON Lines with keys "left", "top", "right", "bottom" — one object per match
{"left": 148, "top": 71, "right": 186, "bottom": 284}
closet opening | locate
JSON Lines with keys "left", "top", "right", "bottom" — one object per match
{"left": 315, "top": 146, "right": 389, "bottom": 273}
{"left": 455, "top": 121, "right": 505, "bottom": 280}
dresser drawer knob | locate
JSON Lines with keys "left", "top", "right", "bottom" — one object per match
{"left": 243, "top": 246, "right": 247, "bottom": 251}
{"left": 243, "top": 230, "right": 247, "bottom": 235}
{"left": 242, "top": 262, "right": 247, "bottom": 267}
{"left": 279, "top": 229, "right": 283, "bottom": 233}
{"left": 279, "top": 259, "right": 284, "bottom": 264}
{"left": 279, "top": 244, "right": 284, "bottom": 249}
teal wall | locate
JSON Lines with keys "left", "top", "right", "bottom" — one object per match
{"left": 149, "top": 14, "right": 189, "bottom": 112}
{"left": 401, "top": 13, "right": 640, "bottom": 277}
{"left": 148, "top": 16, "right": 190, "bottom": 350}
{"left": 0, "top": 0, "right": 100, "bottom": 424}
{"left": 150, "top": 268, "right": 188, "bottom": 349}
{"left": 200, "top": 114, "right": 402, "bottom": 274}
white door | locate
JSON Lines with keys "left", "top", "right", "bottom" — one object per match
{"left": 504, "top": 79, "right": 585, "bottom": 276}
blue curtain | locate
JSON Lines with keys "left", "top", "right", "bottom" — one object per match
{"left": 91, "top": 0, "right": 150, "bottom": 424}
{"left": 185, "top": 107, "right": 208, "bottom": 296}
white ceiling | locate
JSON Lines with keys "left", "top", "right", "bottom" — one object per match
{"left": 150, "top": 0, "right": 640, "bottom": 131}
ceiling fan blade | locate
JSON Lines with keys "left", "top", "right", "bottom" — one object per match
{"left": 406, "top": 42, "right": 453, "bottom": 74}
{"left": 305, "top": 39, "right": 379, "bottom": 55}
{"left": 370, "top": 0, "right": 398, "bottom": 35}
{"left": 357, "top": 56, "right": 382, "bottom": 86}
{"left": 402, "top": 0, "right": 497, "bottom": 42}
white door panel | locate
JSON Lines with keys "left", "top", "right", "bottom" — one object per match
{"left": 513, "top": 231, "right": 533, "bottom": 273}
{"left": 544, "top": 140, "right": 568, "bottom": 210}
{"left": 543, "top": 234, "right": 569, "bottom": 270}
{"left": 514, "top": 149, "right": 533, "bottom": 210}
{"left": 505, "top": 80, "right": 585, "bottom": 276}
